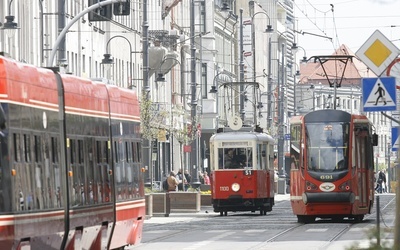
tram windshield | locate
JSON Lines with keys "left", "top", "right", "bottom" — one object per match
{"left": 218, "top": 147, "right": 252, "bottom": 169}
{"left": 305, "top": 122, "right": 349, "bottom": 172}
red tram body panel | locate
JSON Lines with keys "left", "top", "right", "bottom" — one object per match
{"left": 210, "top": 131, "right": 275, "bottom": 216}
{"left": 0, "top": 56, "right": 145, "bottom": 249}
{"left": 289, "top": 110, "right": 376, "bottom": 223}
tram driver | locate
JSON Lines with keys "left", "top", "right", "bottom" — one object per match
{"left": 224, "top": 149, "right": 235, "bottom": 168}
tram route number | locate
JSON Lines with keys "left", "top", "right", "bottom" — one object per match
{"left": 220, "top": 186, "right": 229, "bottom": 191}
{"left": 244, "top": 169, "right": 252, "bottom": 176}
{"left": 320, "top": 175, "right": 333, "bottom": 180}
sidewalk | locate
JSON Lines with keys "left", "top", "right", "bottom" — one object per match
{"left": 144, "top": 193, "right": 291, "bottom": 224}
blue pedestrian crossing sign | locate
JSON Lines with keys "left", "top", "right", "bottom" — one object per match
{"left": 392, "top": 127, "right": 399, "bottom": 151}
{"left": 362, "top": 77, "right": 396, "bottom": 112}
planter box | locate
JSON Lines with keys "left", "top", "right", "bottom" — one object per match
{"left": 152, "top": 193, "right": 170, "bottom": 216}
{"left": 169, "top": 192, "right": 200, "bottom": 212}
{"left": 149, "top": 192, "right": 201, "bottom": 215}
{"left": 201, "top": 194, "right": 212, "bottom": 206}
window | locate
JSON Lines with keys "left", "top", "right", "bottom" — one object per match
{"left": 201, "top": 63, "right": 207, "bottom": 98}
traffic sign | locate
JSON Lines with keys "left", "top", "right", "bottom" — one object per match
{"left": 392, "top": 127, "right": 399, "bottom": 151}
{"left": 362, "top": 77, "right": 396, "bottom": 111}
{"left": 356, "top": 30, "right": 400, "bottom": 76}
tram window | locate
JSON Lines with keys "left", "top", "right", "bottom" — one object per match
{"left": 125, "top": 141, "right": 130, "bottom": 162}
{"left": 132, "top": 142, "right": 137, "bottom": 163}
{"left": 70, "top": 139, "right": 75, "bottom": 164}
{"left": 136, "top": 142, "right": 141, "bottom": 163}
{"left": 34, "top": 135, "right": 42, "bottom": 163}
{"left": 13, "top": 133, "right": 20, "bottom": 162}
{"left": 114, "top": 141, "right": 119, "bottom": 163}
{"left": 51, "top": 137, "right": 59, "bottom": 164}
{"left": 96, "top": 141, "right": 101, "bottom": 164}
{"left": 222, "top": 148, "right": 252, "bottom": 169}
{"left": 258, "top": 144, "right": 267, "bottom": 170}
{"left": 105, "top": 141, "right": 110, "bottom": 163}
{"left": 78, "top": 140, "right": 84, "bottom": 164}
{"left": 23, "top": 134, "right": 31, "bottom": 162}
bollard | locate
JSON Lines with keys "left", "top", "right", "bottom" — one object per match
{"left": 145, "top": 194, "right": 153, "bottom": 218}
{"left": 376, "top": 195, "right": 380, "bottom": 247}
{"left": 165, "top": 192, "right": 170, "bottom": 217}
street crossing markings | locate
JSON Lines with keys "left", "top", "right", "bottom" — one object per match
{"left": 305, "top": 228, "right": 328, "bottom": 232}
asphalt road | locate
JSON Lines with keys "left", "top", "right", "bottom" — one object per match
{"left": 129, "top": 193, "right": 396, "bottom": 250}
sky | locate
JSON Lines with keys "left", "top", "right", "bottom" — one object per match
{"left": 294, "top": 0, "right": 400, "bottom": 58}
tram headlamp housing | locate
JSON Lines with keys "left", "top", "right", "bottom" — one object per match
{"left": 231, "top": 183, "right": 240, "bottom": 192}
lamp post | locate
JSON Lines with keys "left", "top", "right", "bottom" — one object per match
{"left": 142, "top": 0, "right": 151, "bottom": 188}
{"left": 278, "top": 43, "right": 285, "bottom": 178}
{"left": 209, "top": 71, "right": 233, "bottom": 132}
{"left": 154, "top": 57, "right": 181, "bottom": 186}
{"left": 239, "top": 8, "right": 245, "bottom": 123}
{"left": 291, "top": 43, "right": 308, "bottom": 63}
{"left": 387, "top": 142, "right": 391, "bottom": 193}
{"left": 248, "top": 1, "right": 273, "bottom": 126}
{"left": 269, "top": 31, "right": 296, "bottom": 179}
{"left": 1, "top": 0, "right": 20, "bottom": 38}
{"left": 189, "top": 0, "right": 200, "bottom": 187}
{"left": 101, "top": 35, "right": 139, "bottom": 88}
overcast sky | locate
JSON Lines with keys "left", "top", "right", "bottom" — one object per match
{"left": 294, "top": 0, "right": 400, "bottom": 59}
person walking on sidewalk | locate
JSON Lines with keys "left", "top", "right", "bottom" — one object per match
{"left": 167, "top": 171, "right": 179, "bottom": 192}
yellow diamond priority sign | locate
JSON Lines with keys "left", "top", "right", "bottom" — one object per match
{"left": 356, "top": 30, "right": 400, "bottom": 76}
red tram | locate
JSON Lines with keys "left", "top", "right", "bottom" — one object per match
{"left": 210, "top": 129, "right": 275, "bottom": 216}
{"left": 0, "top": 55, "right": 145, "bottom": 249}
{"left": 289, "top": 110, "right": 377, "bottom": 223}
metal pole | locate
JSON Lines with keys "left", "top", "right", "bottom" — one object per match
{"left": 267, "top": 37, "right": 272, "bottom": 128}
{"left": 388, "top": 143, "right": 391, "bottom": 193}
{"left": 239, "top": 9, "right": 245, "bottom": 123}
{"left": 47, "top": 0, "right": 126, "bottom": 67}
{"left": 142, "top": 0, "right": 151, "bottom": 186}
{"left": 190, "top": 0, "right": 200, "bottom": 185}
{"left": 58, "top": 0, "right": 66, "bottom": 66}
{"left": 376, "top": 195, "right": 381, "bottom": 247}
{"left": 278, "top": 43, "right": 284, "bottom": 177}
{"left": 395, "top": 163, "right": 400, "bottom": 249}
{"left": 333, "top": 81, "right": 337, "bottom": 109}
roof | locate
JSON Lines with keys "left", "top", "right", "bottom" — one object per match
{"left": 298, "top": 44, "right": 377, "bottom": 87}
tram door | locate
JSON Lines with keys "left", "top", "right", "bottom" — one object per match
{"left": 355, "top": 129, "right": 368, "bottom": 207}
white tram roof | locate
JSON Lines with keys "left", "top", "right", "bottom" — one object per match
{"left": 210, "top": 131, "right": 275, "bottom": 143}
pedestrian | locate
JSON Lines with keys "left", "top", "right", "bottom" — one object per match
{"left": 375, "top": 170, "right": 386, "bottom": 193}
{"left": 379, "top": 170, "right": 387, "bottom": 193}
{"left": 176, "top": 168, "right": 185, "bottom": 191}
{"left": 203, "top": 171, "right": 210, "bottom": 185}
{"left": 184, "top": 170, "right": 192, "bottom": 191}
{"left": 167, "top": 171, "right": 179, "bottom": 192}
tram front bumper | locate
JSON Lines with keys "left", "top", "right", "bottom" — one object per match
{"left": 303, "top": 192, "right": 355, "bottom": 204}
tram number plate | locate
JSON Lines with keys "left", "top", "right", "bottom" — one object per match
{"left": 243, "top": 169, "right": 252, "bottom": 176}
{"left": 220, "top": 186, "right": 229, "bottom": 191}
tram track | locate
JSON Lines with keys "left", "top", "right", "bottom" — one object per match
{"left": 136, "top": 195, "right": 396, "bottom": 250}
{"left": 258, "top": 194, "right": 396, "bottom": 250}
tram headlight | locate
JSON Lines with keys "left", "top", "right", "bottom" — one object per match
{"left": 231, "top": 183, "right": 240, "bottom": 192}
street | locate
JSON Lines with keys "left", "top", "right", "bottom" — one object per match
{"left": 129, "top": 193, "right": 396, "bottom": 250}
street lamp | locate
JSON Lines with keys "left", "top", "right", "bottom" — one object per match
{"left": 248, "top": 1, "right": 274, "bottom": 127}
{"left": 102, "top": 35, "right": 140, "bottom": 88}
{"left": 101, "top": 53, "right": 114, "bottom": 71}
{"left": 291, "top": 43, "right": 308, "bottom": 63}
{"left": 154, "top": 57, "right": 182, "bottom": 187}
{"left": 209, "top": 71, "right": 233, "bottom": 132}
{"left": 1, "top": 0, "right": 21, "bottom": 38}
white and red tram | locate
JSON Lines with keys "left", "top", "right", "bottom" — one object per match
{"left": 210, "top": 130, "right": 275, "bottom": 216}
